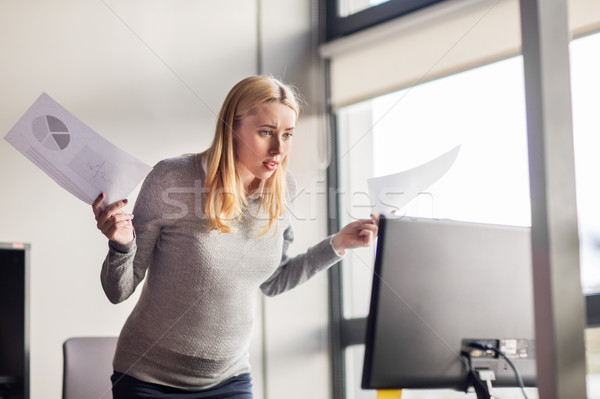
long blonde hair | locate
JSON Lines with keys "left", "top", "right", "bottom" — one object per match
{"left": 202, "top": 76, "right": 300, "bottom": 233}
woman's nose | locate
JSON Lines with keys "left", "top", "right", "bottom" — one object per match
{"left": 270, "top": 137, "right": 283, "bottom": 154}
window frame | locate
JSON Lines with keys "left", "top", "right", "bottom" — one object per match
{"left": 323, "top": 0, "right": 447, "bottom": 42}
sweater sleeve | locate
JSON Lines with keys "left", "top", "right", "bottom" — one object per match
{"left": 100, "top": 162, "right": 167, "bottom": 304}
{"left": 259, "top": 173, "right": 343, "bottom": 297}
{"left": 259, "top": 228, "right": 343, "bottom": 297}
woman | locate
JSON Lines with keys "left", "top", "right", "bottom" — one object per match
{"left": 92, "top": 75, "right": 377, "bottom": 398}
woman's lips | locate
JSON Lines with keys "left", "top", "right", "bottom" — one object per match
{"left": 263, "top": 161, "right": 278, "bottom": 171}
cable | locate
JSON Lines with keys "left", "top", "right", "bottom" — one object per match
{"left": 467, "top": 342, "right": 530, "bottom": 399}
{"left": 463, "top": 352, "right": 493, "bottom": 398}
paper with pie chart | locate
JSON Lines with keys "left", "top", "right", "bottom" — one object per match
{"left": 4, "top": 92, "right": 153, "bottom": 206}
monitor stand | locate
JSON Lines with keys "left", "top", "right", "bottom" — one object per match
{"left": 468, "top": 369, "right": 496, "bottom": 399}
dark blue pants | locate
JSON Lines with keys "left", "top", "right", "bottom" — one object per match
{"left": 111, "top": 371, "right": 253, "bottom": 399}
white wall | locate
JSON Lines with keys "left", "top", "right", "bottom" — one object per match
{"left": 0, "top": 1, "right": 331, "bottom": 398}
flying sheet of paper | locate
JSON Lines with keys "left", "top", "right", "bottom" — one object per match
{"left": 368, "top": 145, "right": 460, "bottom": 215}
{"left": 4, "top": 93, "right": 153, "bottom": 206}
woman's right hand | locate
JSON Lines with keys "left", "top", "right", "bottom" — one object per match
{"left": 92, "top": 193, "right": 135, "bottom": 245}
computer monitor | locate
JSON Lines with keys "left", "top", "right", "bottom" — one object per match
{"left": 0, "top": 243, "right": 30, "bottom": 399}
{"left": 362, "top": 216, "right": 536, "bottom": 394}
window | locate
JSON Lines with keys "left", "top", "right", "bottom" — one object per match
{"left": 571, "top": 33, "right": 600, "bottom": 295}
{"left": 331, "top": 31, "right": 600, "bottom": 398}
{"left": 338, "top": 0, "right": 391, "bottom": 18}
{"left": 324, "top": 0, "right": 446, "bottom": 41}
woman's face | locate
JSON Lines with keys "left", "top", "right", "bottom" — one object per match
{"left": 234, "top": 101, "right": 296, "bottom": 189}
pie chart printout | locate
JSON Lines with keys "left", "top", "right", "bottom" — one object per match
{"left": 31, "top": 114, "right": 70, "bottom": 151}
{"left": 4, "top": 92, "right": 153, "bottom": 207}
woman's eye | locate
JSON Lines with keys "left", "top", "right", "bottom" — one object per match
{"left": 283, "top": 133, "right": 294, "bottom": 139}
{"left": 259, "top": 130, "right": 271, "bottom": 136}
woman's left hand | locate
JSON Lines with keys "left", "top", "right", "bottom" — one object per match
{"left": 332, "top": 216, "right": 379, "bottom": 256}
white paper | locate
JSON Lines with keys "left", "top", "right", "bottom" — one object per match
{"left": 368, "top": 145, "right": 460, "bottom": 215}
{"left": 4, "top": 93, "right": 153, "bottom": 206}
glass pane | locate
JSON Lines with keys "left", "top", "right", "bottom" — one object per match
{"left": 571, "top": 33, "right": 600, "bottom": 294}
{"left": 337, "top": 31, "right": 600, "bottom": 320}
{"left": 337, "top": 100, "right": 378, "bottom": 319}
{"left": 337, "top": 56, "right": 531, "bottom": 319}
{"left": 371, "top": 57, "right": 530, "bottom": 226}
{"left": 587, "top": 327, "right": 600, "bottom": 397}
{"left": 345, "top": 345, "right": 376, "bottom": 399}
{"left": 338, "top": 0, "right": 391, "bottom": 17}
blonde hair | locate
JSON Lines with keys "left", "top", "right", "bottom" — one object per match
{"left": 202, "top": 76, "right": 300, "bottom": 233}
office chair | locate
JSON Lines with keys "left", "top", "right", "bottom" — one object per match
{"left": 62, "top": 337, "right": 118, "bottom": 399}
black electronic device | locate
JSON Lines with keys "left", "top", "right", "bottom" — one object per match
{"left": 362, "top": 216, "right": 536, "bottom": 397}
{"left": 0, "top": 243, "right": 30, "bottom": 399}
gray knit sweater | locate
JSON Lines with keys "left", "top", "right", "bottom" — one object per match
{"left": 101, "top": 154, "right": 342, "bottom": 389}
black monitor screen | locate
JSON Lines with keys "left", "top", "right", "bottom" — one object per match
{"left": 362, "top": 217, "right": 536, "bottom": 391}
{"left": 0, "top": 244, "right": 29, "bottom": 398}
